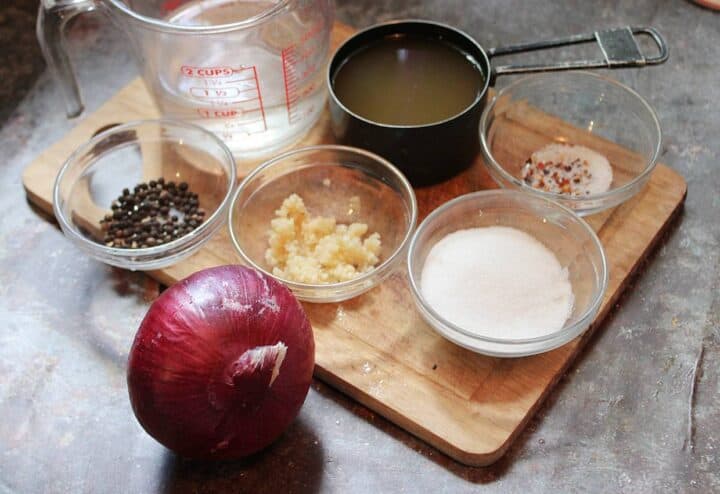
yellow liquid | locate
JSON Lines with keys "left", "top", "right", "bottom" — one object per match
{"left": 332, "top": 35, "right": 484, "bottom": 126}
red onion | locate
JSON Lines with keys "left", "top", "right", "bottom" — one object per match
{"left": 127, "top": 265, "right": 314, "bottom": 459}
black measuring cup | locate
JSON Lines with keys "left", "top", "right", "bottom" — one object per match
{"left": 327, "top": 20, "right": 668, "bottom": 186}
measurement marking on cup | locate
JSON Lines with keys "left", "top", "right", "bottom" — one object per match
{"left": 184, "top": 65, "right": 267, "bottom": 132}
{"left": 281, "top": 47, "right": 294, "bottom": 124}
{"left": 224, "top": 117, "right": 265, "bottom": 128}
{"left": 181, "top": 65, "right": 233, "bottom": 77}
{"left": 252, "top": 66, "right": 268, "bottom": 132}
{"left": 224, "top": 78, "right": 256, "bottom": 84}
{"left": 189, "top": 87, "right": 251, "bottom": 99}
{"left": 197, "top": 109, "right": 239, "bottom": 119}
{"left": 281, "top": 20, "right": 324, "bottom": 125}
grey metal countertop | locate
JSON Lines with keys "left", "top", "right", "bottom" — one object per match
{"left": 1, "top": 0, "right": 719, "bottom": 492}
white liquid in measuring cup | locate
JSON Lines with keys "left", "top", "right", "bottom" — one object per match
{"left": 155, "top": 0, "right": 327, "bottom": 156}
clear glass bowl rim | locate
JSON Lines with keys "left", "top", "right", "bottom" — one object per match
{"left": 52, "top": 118, "right": 237, "bottom": 261}
{"left": 479, "top": 71, "right": 662, "bottom": 204}
{"left": 406, "top": 189, "right": 609, "bottom": 346}
{"left": 227, "top": 144, "right": 419, "bottom": 293}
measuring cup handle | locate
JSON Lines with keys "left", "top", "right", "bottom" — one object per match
{"left": 488, "top": 26, "right": 669, "bottom": 78}
{"left": 37, "top": 0, "right": 98, "bottom": 118}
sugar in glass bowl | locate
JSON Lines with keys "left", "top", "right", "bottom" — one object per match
{"left": 480, "top": 72, "right": 662, "bottom": 216}
{"left": 407, "top": 190, "right": 608, "bottom": 357}
{"left": 228, "top": 145, "right": 418, "bottom": 303}
{"left": 53, "top": 119, "right": 236, "bottom": 270}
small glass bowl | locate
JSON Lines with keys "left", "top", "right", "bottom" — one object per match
{"left": 407, "top": 190, "right": 608, "bottom": 358}
{"left": 228, "top": 145, "right": 418, "bottom": 303}
{"left": 480, "top": 72, "right": 662, "bottom": 216}
{"left": 53, "top": 119, "right": 236, "bottom": 270}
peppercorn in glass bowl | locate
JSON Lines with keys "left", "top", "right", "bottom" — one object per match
{"left": 53, "top": 119, "right": 237, "bottom": 270}
{"left": 480, "top": 72, "right": 662, "bottom": 216}
{"left": 228, "top": 145, "right": 418, "bottom": 303}
{"left": 407, "top": 190, "right": 608, "bottom": 358}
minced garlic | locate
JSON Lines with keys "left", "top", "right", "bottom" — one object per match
{"left": 265, "top": 194, "right": 382, "bottom": 284}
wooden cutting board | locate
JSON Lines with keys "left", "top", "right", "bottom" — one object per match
{"left": 22, "top": 22, "right": 686, "bottom": 466}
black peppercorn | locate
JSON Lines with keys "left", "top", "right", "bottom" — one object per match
{"left": 100, "top": 178, "right": 206, "bottom": 249}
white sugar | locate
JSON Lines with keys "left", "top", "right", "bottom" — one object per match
{"left": 420, "top": 226, "right": 574, "bottom": 340}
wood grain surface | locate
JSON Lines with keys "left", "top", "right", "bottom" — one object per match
{"left": 22, "top": 22, "right": 687, "bottom": 465}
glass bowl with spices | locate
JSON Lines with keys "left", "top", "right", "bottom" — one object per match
{"left": 407, "top": 190, "right": 608, "bottom": 357}
{"left": 228, "top": 145, "right": 418, "bottom": 303}
{"left": 480, "top": 72, "right": 662, "bottom": 216}
{"left": 53, "top": 119, "right": 236, "bottom": 270}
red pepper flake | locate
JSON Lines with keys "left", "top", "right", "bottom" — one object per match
{"left": 521, "top": 145, "right": 601, "bottom": 196}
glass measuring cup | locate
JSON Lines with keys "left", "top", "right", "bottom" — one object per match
{"left": 38, "top": 0, "right": 334, "bottom": 156}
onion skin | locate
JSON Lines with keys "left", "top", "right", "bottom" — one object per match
{"left": 127, "top": 265, "right": 314, "bottom": 459}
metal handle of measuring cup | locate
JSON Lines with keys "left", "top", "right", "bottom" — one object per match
{"left": 37, "top": 0, "right": 99, "bottom": 118}
{"left": 488, "top": 26, "right": 669, "bottom": 77}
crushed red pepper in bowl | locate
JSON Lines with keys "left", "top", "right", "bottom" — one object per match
{"left": 521, "top": 143, "right": 613, "bottom": 197}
